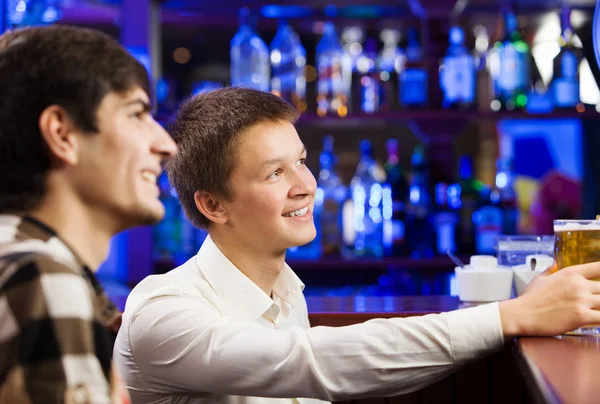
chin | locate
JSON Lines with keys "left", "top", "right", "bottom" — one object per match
{"left": 128, "top": 203, "right": 165, "bottom": 227}
{"left": 287, "top": 229, "right": 317, "bottom": 248}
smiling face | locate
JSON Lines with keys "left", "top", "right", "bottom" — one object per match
{"left": 68, "top": 86, "right": 178, "bottom": 231}
{"left": 220, "top": 120, "right": 317, "bottom": 254}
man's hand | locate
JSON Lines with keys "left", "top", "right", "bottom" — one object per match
{"left": 499, "top": 261, "right": 600, "bottom": 338}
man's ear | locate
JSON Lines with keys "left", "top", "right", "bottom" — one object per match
{"left": 38, "top": 105, "right": 80, "bottom": 166}
{"left": 194, "top": 191, "right": 229, "bottom": 225}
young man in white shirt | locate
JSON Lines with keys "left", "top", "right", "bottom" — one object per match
{"left": 114, "top": 87, "right": 600, "bottom": 404}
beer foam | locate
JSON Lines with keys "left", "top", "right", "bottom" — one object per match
{"left": 553, "top": 222, "right": 600, "bottom": 232}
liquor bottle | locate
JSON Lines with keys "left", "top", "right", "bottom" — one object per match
{"left": 377, "top": 29, "right": 405, "bottom": 112}
{"left": 455, "top": 155, "right": 486, "bottom": 254}
{"left": 317, "top": 136, "right": 347, "bottom": 257}
{"left": 473, "top": 190, "right": 503, "bottom": 255}
{"left": 490, "top": 157, "right": 519, "bottom": 235}
{"left": 551, "top": 5, "right": 580, "bottom": 109}
{"left": 440, "top": 26, "right": 475, "bottom": 109}
{"left": 352, "top": 37, "right": 380, "bottom": 114}
{"left": 433, "top": 183, "right": 458, "bottom": 255}
{"left": 474, "top": 25, "right": 494, "bottom": 111}
{"left": 316, "top": 22, "right": 351, "bottom": 116}
{"left": 400, "top": 27, "right": 428, "bottom": 108}
{"left": 384, "top": 139, "right": 409, "bottom": 256}
{"left": 492, "top": 9, "right": 530, "bottom": 110}
{"left": 350, "top": 140, "right": 385, "bottom": 257}
{"left": 405, "top": 145, "right": 434, "bottom": 258}
{"left": 270, "top": 20, "right": 307, "bottom": 112}
{"left": 230, "top": 8, "right": 270, "bottom": 92}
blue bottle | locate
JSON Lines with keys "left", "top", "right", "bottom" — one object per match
{"left": 434, "top": 183, "right": 458, "bottom": 255}
{"left": 316, "top": 136, "right": 347, "bottom": 257}
{"left": 230, "top": 8, "right": 270, "bottom": 92}
{"left": 552, "top": 5, "right": 580, "bottom": 109}
{"left": 440, "top": 26, "right": 475, "bottom": 109}
{"left": 400, "top": 27, "right": 428, "bottom": 107}
{"left": 350, "top": 140, "right": 386, "bottom": 257}
{"left": 490, "top": 158, "right": 519, "bottom": 235}
{"left": 405, "top": 145, "right": 434, "bottom": 258}
{"left": 473, "top": 196, "right": 503, "bottom": 255}
{"left": 270, "top": 20, "right": 307, "bottom": 111}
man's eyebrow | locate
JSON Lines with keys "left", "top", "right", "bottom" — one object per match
{"left": 124, "top": 98, "right": 151, "bottom": 111}
{"left": 261, "top": 145, "right": 306, "bottom": 167}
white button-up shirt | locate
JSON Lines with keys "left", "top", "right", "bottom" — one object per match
{"left": 114, "top": 236, "right": 504, "bottom": 404}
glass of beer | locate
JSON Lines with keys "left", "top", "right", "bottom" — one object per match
{"left": 554, "top": 219, "right": 600, "bottom": 335}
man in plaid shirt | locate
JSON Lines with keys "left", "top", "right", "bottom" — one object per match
{"left": 0, "top": 26, "right": 177, "bottom": 403}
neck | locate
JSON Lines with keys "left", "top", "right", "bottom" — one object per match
{"left": 29, "top": 191, "right": 114, "bottom": 271}
{"left": 210, "top": 229, "right": 286, "bottom": 297}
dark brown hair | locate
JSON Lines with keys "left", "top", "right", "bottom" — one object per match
{"left": 0, "top": 25, "right": 151, "bottom": 213}
{"left": 166, "top": 87, "right": 299, "bottom": 228}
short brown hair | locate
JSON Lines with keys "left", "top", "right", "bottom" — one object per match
{"left": 0, "top": 25, "right": 150, "bottom": 213}
{"left": 166, "top": 87, "right": 299, "bottom": 228}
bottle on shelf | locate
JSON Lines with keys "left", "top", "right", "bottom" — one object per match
{"left": 316, "top": 22, "right": 351, "bottom": 117}
{"left": 440, "top": 26, "right": 475, "bottom": 109}
{"left": 352, "top": 37, "right": 381, "bottom": 114}
{"left": 400, "top": 27, "right": 428, "bottom": 108}
{"left": 490, "top": 157, "right": 519, "bottom": 235}
{"left": 455, "top": 155, "right": 486, "bottom": 254}
{"left": 377, "top": 29, "right": 405, "bottom": 112}
{"left": 551, "top": 4, "right": 580, "bottom": 109}
{"left": 316, "top": 135, "right": 347, "bottom": 257}
{"left": 230, "top": 7, "right": 270, "bottom": 92}
{"left": 350, "top": 140, "right": 386, "bottom": 257}
{"left": 405, "top": 145, "right": 434, "bottom": 258}
{"left": 433, "top": 183, "right": 458, "bottom": 255}
{"left": 270, "top": 20, "right": 307, "bottom": 112}
{"left": 384, "top": 139, "right": 409, "bottom": 256}
{"left": 491, "top": 8, "right": 530, "bottom": 110}
{"left": 474, "top": 25, "right": 494, "bottom": 111}
{"left": 473, "top": 189, "right": 503, "bottom": 255}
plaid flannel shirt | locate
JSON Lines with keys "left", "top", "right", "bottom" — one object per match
{"left": 0, "top": 215, "right": 121, "bottom": 403}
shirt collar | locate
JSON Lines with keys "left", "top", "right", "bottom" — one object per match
{"left": 195, "top": 235, "right": 305, "bottom": 322}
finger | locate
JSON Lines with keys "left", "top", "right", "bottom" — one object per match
{"left": 590, "top": 294, "right": 600, "bottom": 309}
{"left": 564, "top": 261, "right": 600, "bottom": 280}
{"left": 581, "top": 306, "right": 600, "bottom": 325}
{"left": 591, "top": 280, "right": 600, "bottom": 295}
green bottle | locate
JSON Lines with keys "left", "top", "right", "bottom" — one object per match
{"left": 492, "top": 9, "right": 530, "bottom": 110}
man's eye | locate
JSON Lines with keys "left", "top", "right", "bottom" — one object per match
{"left": 132, "top": 111, "right": 148, "bottom": 119}
{"left": 268, "top": 169, "right": 282, "bottom": 179}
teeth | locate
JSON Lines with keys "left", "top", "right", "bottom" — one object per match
{"left": 283, "top": 206, "right": 309, "bottom": 217}
{"left": 142, "top": 171, "right": 157, "bottom": 183}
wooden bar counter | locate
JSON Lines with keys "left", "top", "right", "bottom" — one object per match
{"left": 306, "top": 295, "right": 598, "bottom": 404}
{"left": 513, "top": 336, "right": 600, "bottom": 404}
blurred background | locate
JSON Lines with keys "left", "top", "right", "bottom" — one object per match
{"left": 7, "top": 0, "right": 600, "bottom": 306}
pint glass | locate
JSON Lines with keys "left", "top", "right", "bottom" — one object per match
{"left": 554, "top": 219, "right": 600, "bottom": 335}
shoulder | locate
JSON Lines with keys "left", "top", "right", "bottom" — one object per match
{"left": 1, "top": 252, "right": 94, "bottom": 322}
